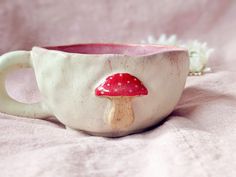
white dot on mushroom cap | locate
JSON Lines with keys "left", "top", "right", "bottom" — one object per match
{"left": 134, "top": 78, "right": 137, "bottom": 81}
{"left": 101, "top": 91, "right": 104, "bottom": 94}
{"left": 119, "top": 74, "right": 123, "bottom": 77}
{"left": 129, "top": 89, "right": 133, "bottom": 93}
{"left": 135, "top": 85, "right": 138, "bottom": 88}
{"left": 110, "top": 77, "right": 113, "bottom": 79}
{"left": 114, "top": 89, "right": 118, "bottom": 92}
{"left": 127, "top": 80, "right": 130, "bottom": 84}
{"left": 107, "top": 83, "right": 110, "bottom": 86}
{"left": 118, "top": 82, "right": 122, "bottom": 86}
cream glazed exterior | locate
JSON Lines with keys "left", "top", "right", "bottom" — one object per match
{"left": 0, "top": 44, "right": 189, "bottom": 137}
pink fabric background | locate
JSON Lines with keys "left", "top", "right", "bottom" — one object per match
{"left": 0, "top": 0, "right": 236, "bottom": 176}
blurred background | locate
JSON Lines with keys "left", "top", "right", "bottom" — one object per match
{"left": 0, "top": 1, "right": 234, "bottom": 48}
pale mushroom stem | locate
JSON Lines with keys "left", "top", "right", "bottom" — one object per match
{"left": 108, "top": 96, "right": 134, "bottom": 130}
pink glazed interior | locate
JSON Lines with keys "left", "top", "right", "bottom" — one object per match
{"left": 45, "top": 43, "right": 184, "bottom": 56}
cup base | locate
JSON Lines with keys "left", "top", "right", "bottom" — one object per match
{"left": 66, "top": 126, "right": 138, "bottom": 138}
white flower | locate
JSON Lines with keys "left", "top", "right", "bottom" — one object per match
{"left": 182, "top": 41, "right": 214, "bottom": 73}
{"left": 141, "top": 34, "right": 178, "bottom": 46}
{"left": 141, "top": 34, "right": 214, "bottom": 74}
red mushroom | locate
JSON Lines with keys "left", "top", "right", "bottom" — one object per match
{"left": 95, "top": 73, "right": 148, "bottom": 130}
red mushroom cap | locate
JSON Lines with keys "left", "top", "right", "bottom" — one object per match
{"left": 95, "top": 73, "right": 148, "bottom": 97}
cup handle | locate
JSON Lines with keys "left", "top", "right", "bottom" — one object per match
{"left": 0, "top": 51, "right": 50, "bottom": 118}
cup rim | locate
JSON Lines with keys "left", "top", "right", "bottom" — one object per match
{"left": 39, "top": 43, "right": 187, "bottom": 57}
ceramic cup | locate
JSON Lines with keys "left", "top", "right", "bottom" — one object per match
{"left": 0, "top": 44, "right": 189, "bottom": 137}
